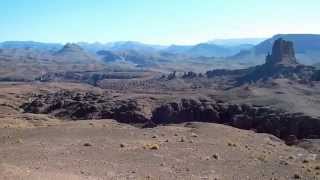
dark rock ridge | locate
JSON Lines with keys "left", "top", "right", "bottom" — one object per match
{"left": 182, "top": 72, "right": 204, "bottom": 79}
{"left": 151, "top": 99, "right": 320, "bottom": 141}
{"left": 37, "top": 71, "right": 145, "bottom": 86}
{"left": 206, "top": 69, "right": 248, "bottom": 78}
{"left": 21, "top": 91, "right": 320, "bottom": 142}
{"left": 21, "top": 91, "right": 149, "bottom": 124}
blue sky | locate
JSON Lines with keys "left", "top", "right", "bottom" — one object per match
{"left": 1, "top": 0, "right": 319, "bottom": 45}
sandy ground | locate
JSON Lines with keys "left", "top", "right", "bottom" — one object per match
{"left": 0, "top": 120, "right": 320, "bottom": 180}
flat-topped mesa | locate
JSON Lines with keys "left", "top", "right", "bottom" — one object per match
{"left": 266, "top": 38, "right": 298, "bottom": 66}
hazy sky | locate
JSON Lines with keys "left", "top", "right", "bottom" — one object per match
{"left": 1, "top": 0, "right": 319, "bottom": 45}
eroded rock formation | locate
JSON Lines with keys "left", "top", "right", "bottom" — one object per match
{"left": 151, "top": 99, "right": 320, "bottom": 141}
{"left": 21, "top": 91, "right": 320, "bottom": 143}
{"left": 265, "top": 38, "right": 298, "bottom": 66}
{"left": 238, "top": 38, "right": 316, "bottom": 83}
{"left": 21, "top": 91, "right": 149, "bottom": 124}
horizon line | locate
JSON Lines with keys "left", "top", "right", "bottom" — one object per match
{"left": 1, "top": 33, "right": 320, "bottom": 46}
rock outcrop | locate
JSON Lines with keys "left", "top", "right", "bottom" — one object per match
{"left": 21, "top": 91, "right": 320, "bottom": 143}
{"left": 37, "top": 71, "right": 145, "bottom": 86}
{"left": 151, "top": 99, "right": 320, "bottom": 141}
{"left": 206, "top": 39, "right": 320, "bottom": 85}
{"left": 238, "top": 38, "right": 315, "bottom": 83}
{"left": 265, "top": 38, "right": 298, "bottom": 66}
{"left": 21, "top": 91, "right": 149, "bottom": 124}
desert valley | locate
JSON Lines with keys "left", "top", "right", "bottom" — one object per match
{"left": 0, "top": 34, "right": 320, "bottom": 179}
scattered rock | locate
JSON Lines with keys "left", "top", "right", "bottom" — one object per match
{"left": 293, "top": 173, "right": 301, "bottom": 179}
{"left": 280, "top": 160, "right": 289, "bottom": 166}
{"left": 228, "top": 142, "right": 237, "bottom": 147}
{"left": 16, "top": 138, "right": 23, "bottom": 144}
{"left": 288, "top": 156, "right": 295, "bottom": 160}
{"left": 180, "top": 137, "right": 185, "bottom": 142}
{"left": 191, "top": 133, "right": 198, "bottom": 138}
{"left": 212, "top": 154, "right": 219, "bottom": 160}
{"left": 83, "top": 143, "right": 92, "bottom": 147}
{"left": 257, "top": 155, "right": 267, "bottom": 163}
{"left": 143, "top": 143, "right": 160, "bottom": 150}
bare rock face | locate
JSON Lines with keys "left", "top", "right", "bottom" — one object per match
{"left": 238, "top": 38, "right": 315, "bottom": 83}
{"left": 21, "top": 90, "right": 149, "bottom": 124}
{"left": 21, "top": 91, "right": 320, "bottom": 143}
{"left": 266, "top": 38, "right": 298, "bottom": 66}
{"left": 205, "top": 38, "right": 317, "bottom": 85}
{"left": 151, "top": 99, "right": 320, "bottom": 141}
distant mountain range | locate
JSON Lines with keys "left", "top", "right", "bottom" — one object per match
{"left": 78, "top": 41, "right": 167, "bottom": 53}
{"left": 162, "top": 43, "right": 254, "bottom": 57}
{"left": 0, "top": 41, "right": 62, "bottom": 51}
{"left": 208, "top": 38, "right": 266, "bottom": 46}
{"left": 1, "top": 34, "right": 320, "bottom": 69}
{"left": 0, "top": 39, "right": 258, "bottom": 59}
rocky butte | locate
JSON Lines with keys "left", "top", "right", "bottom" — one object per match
{"left": 240, "top": 38, "right": 315, "bottom": 83}
{"left": 265, "top": 38, "right": 298, "bottom": 66}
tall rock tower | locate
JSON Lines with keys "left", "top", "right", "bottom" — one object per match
{"left": 238, "top": 38, "right": 315, "bottom": 83}
{"left": 266, "top": 38, "right": 298, "bottom": 66}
